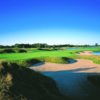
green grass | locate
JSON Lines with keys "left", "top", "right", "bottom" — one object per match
{"left": 0, "top": 47, "right": 100, "bottom": 64}
{"left": 0, "top": 50, "right": 76, "bottom": 61}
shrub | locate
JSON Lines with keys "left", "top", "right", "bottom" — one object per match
{"left": 17, "top": 49, "right": 27, "bottom": 53}
{"left": 38, "top": 48, "right": 52, "bottom": 51}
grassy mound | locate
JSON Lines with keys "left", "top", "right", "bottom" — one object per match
{"left": 76, "top": 55, "right": 100, "bottom": 64}
{"left": 0, "top": 57, "right": 71, "bottom": 70}
{"left": 0, "top": 48, "right": 27, "bottom": 54}
{"left": 9, "top": 57, "right": 71, "bottom": 68}
{"left": 0, "top": 61, "right": 69, "bottom": 100}
{"left": 0, "top": 49, "right": 15, "bottom": 53}
{"left": 17, "top": 49, "right": 27, "bottom": 53}
{"left": 37, "top": 57, "right": 70, "bottom": 64}
{"left": 14, "top": 58, "right": 42, "bottom": 67}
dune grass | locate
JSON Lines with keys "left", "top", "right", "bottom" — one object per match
{"left": 36, "top": 56, "right": 70, "bottom": 64}
{"left": 76, "top": 55, "right": 100, "bottom": 64}
{"left": 0, "top": 61, "right": 68, "bottom": 100}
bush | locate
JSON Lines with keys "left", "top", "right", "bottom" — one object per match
{"left": 17, "top": 49, "right": 27, "bottom": 53}
{"left": 38, "top": 48, "right": 52, "bottom": 51}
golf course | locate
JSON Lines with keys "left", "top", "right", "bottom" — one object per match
{"left": 0, "top": 0, "right": 100, "bottom": 99}
{"left": 0, "top": 47, "right": 100, "bottom": 64}
{"left": 0, "top": 46, "right": 100, "bottom": 100}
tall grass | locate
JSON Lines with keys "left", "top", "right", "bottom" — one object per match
{"left": 37, "top": 56, "right": 69, "bottom": 64}
{"left": 76, "top": 55, "right": 100, "bottom": 64}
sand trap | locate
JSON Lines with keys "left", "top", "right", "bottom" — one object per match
{"left": 30, "top": 59, "right": 100, "bottom": 100}
{"left": 30, "top": 59, "right": 100, "bottom": 72}
{"left": 78, "top": 51, "right": 93, "bottom": 55}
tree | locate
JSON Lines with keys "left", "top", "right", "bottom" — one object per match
{"left": 35, "top": 43, "right": 41, "bottom": 49}
{"left": 95, "top": 43, "right": 98, "bottom": 47}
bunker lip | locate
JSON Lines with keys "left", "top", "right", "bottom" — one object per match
{"left": 30, "top": 59, "right": 100, "bottom": 72}
{"left": 78, "top": 51, "right": 100, "bottom": 56}
{"left": 78, "top": 51, "right": 92, "bottom": 55}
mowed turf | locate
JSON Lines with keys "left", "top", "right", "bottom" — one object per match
{"left": 0, "top": 50, "right": 76, "bottom": 61}
{"left": 0, "top": 47, "right": 100, "bottom": 64}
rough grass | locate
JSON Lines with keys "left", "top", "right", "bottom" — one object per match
{"left": 12, "top": 58, "right": 42, "bottom": 67}
{"left": 0, "top": 61, "right": 69, "bottom": 100}
{"left": 76, "top": 55, "right": 100, "bottom": 64}
{"left": 7, "top": 57, "right": 70, "bottom": 67}
{"left": 37, "top": 56, "right": 70, "bottom": 64}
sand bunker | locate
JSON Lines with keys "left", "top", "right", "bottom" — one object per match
{"left": 78, "top": 51, "right": 93, "bottom": 55}
{"left": 30, "top": 59, "right": 100, "bottom": 72}
{"left": 30, "top": 59, "right": 100, "bottom": 100}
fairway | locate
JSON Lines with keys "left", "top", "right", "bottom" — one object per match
{"left": 0, "top": 47, "right": 100, "bottom": 64}
{"left": 0, "top": 50, "right": 76, "bottom": 60}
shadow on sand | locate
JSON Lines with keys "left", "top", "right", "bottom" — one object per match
{"left": 68, "top": 59, "right": 77, "bottom": 64}
{"left": 41, "top": 68, "right": 100, "bottom": 100}
{"left": 31, "top": 62, "right": 45, "bottom": 67}
{"left": 30, "top": 58, "right": 77, "bottom": 68}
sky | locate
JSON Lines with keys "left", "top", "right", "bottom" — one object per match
{"left": 0, "top": 0, "right": 100, "bottom": 45}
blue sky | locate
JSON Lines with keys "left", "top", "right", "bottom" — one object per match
{"left": 0, "top": 0, "right": 100, "bottom": 45}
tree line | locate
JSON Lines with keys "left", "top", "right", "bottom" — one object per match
{"left": 0, "top": 43, "right": 99, "bottom": 49}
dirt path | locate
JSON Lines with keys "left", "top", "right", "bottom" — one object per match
{"left": 30, "top": 59, "right": 100, "bottom": 100}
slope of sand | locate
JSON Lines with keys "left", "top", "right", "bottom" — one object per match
{"left": 30, "top": 59, "right": 100, "bottom": 100}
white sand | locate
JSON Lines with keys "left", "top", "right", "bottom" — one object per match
{"left": 30, "top": 59, "right": 100, "bottom": 72}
